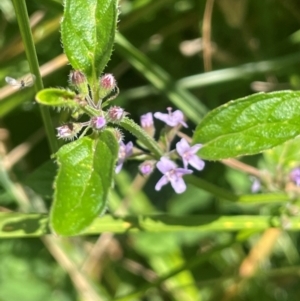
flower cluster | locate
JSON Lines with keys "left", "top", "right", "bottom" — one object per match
{"left": 117, "top": 108, "right": 205, "bottom": 194}
{"left": 56, "top": 70, "right": 205, "bottom": 194}
{"left": 56, "top": 72, "right": 125, "bottom": 141}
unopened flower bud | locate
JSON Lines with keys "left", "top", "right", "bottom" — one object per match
{"left": 99, "top": 73, "right": 117, "bottom": 99}
{"left": 69, "top": 70, "right": 89, "bottom": 96}
{"left": 139, "top": 161, "right": 155, "bottom": 176}
{"left": 90, "top": 116, "right": 106, "bottom": 130}
{"left": 108, "top": 106, "right": 127, "bottom": 122}
{"left": 56, "top": 123, "right": 83, "bottom": 140}
{"left": 100, "top": 73, "right": 116, "bottom": 90}
{"left": 140, "top": 112, "right": 155, "bottom": 137}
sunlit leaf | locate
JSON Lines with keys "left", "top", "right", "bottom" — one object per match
{"left": 50, "top": 130, "right": 119, "bottom": 236}
{"left": 61, "top": 0, "right": 118, "bottom": 84}
{"left": 193, "top": 91, "right": 300, "bottom": 160}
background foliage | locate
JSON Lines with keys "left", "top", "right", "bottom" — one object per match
{"left": 1, "top": 0, "right": 300, "bottom": 300}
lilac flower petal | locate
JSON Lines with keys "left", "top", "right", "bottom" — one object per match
{"left": 170, "top": 176, "right": 187, "bottom": 194}
{"left": 156, "top": 157, "right": 176, "bottom": 173}
{"left": 154, "top": 108, "right": 187, "bottom": 128}
{"left": 290, "top": 167, "right": 300, "bottom": 186}
{"left": 190, "top": 144, "right": 202, "bottom": 153}
{"left": 155, "top": 175, "right": 169, "bottom": 191}
{"left": 176, "top": 138, "right": 205, "bottom": 170}
{"left": 174, "top": 168, "right": 193, "bottom": 176}
{"left": 95, "top": 116, "right": 106, "bottom": 129}
{"left": 125, "top": 141, "right": 133, "bottom": 156}
{"left": 155, "top": 157, "right": 193, "bottom": 194}
{"left": 188, "top": 155, "right": 205, "bottom": 170}
{"left": 176, "top": 138, "right": 190, "bottom": 155}
{"left": 251, "top": 178, "right": 261, "bottom": 193}
{"left": 172, "top": 110, "right": 188, "bottom": 128}
{"left": 153, "top": 112, "right": 170, "bottom": 124}
{"left": 115, "top": 162, "right": 123, "bottom": 174}
{"left": 140, "top": 113, "right": 154, "bottom": 128}
{"left": 115, "top": 141, "right": 133, "bottom": 173}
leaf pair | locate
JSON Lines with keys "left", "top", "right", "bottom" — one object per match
{"left": 40, "top": 0, "right": 119, "bottom": 235}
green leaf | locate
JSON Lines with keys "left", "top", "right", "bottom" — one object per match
{"left": 61, "top": 0, "right": 118, "bottom": 84}
{"left": 35, "top": 88, "right": 81, "bottom": 111}
{"left": 50, "top": 130, "right": 119, "bottom": 236}
{"left": 193, "top": 91, "right": 300, "bottom": 160}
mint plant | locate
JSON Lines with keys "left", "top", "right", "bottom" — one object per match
{"left": 31, "top": 0, "right": 300, "bottom": 236}
{"left": 4, "top": 1, "right": 300, "bottom": 300}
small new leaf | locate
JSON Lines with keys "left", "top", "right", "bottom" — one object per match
{"left": 36, "top": 88, "right": 83, "bottom": 112}
{"left": 50, "top": 130, "right": 119, "bottom": 236}
{"left": 61, "top": 0, "right": 118, "bottom": 84}
{"left": 193, "top": 91, "right": 300, "bottom": 160}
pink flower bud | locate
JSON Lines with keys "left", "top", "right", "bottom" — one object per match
{"left": 108, "top": 106, "right": 127, "bottom": 122}
{"left": 90, "top": 116, "right": 106, "bottom": 130}
{"left": 56, "top": 123, "right": 83, "bottom": 140}
{"left": 98, "top": 74, "right": 117, "bottom": 101}
{"left": 69, "top": 70, "right": 89, "bottom": 96}
{"left": 70, "top": 70, "right": 86, "bottom": 85}
{"left": 100, "top": 74, "right": 116, "bottom": 91}
{"left": 139, "top": 161, "right": 155, "bottom": 175}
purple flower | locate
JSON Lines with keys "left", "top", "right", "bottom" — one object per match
{"left": 290, "top": 167, "right": 300, "bottom": 186}
{"left": 140, "top": 113, "right": 154, "bottom": 128}
{"left": 154, "top": 107, "right": 188, "bottom": 128}
{"left": 91, "top": 116, "right": 106, "bottom": 130}
{"left": 139, "top": 161, "right": 154, "bottom": 175}
{"left": 176, "top": 138, "right": 205, "bottom": 170}
{"left": 250, "top": 177, "right": 261, "bottom": 193}
{"left": 115, "top": 141, "right": 133, "bottom": 173}
{"left": 155, "top": 157, "right": 192, "bottom": 194}
{"left": 140, "top": 112, "right": 155, "bottom": 137}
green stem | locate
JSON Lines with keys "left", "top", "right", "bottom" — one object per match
{"left": 187, "top": 175, "right": 290, "bottom": 204}
{"left": 12, "top": 0, "right": 58, "bottom": 153}
{"left": 0, "top": 212, "right": 292, "bottom": 238}
{"left": 120, "top": 117, "right": 163, "bottom": 159}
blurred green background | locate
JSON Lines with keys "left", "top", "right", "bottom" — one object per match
{"left": 1, "top": 0, "right": 300, "bottom": 300}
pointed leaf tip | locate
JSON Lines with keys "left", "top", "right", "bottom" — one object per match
{"left": 61, "top": 0, "right": 118, "bottom": 83}
{"left": 193, "top": 91, "right": 300, "bottom": 160}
